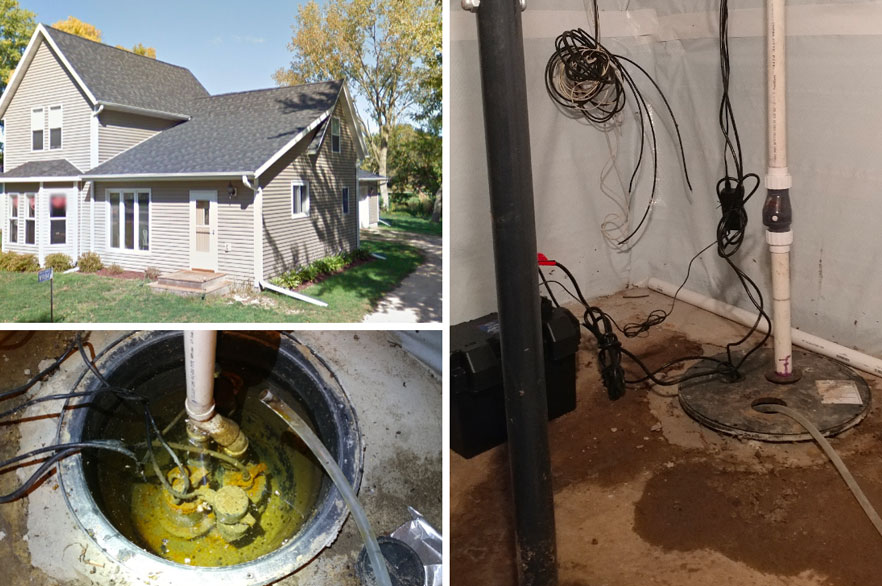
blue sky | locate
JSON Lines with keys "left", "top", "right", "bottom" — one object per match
{"left": 23, "top": 0, "right": 304, "bottom": 94}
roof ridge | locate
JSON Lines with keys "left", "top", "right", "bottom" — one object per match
{"left": 201, "top": 79, "right": 342, "bottom": 100}
{"left": 42, "top": 24, "right": 195, "bottom": 74}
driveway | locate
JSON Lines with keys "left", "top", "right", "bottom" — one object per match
{"left": 362, "top": 230, "right": 442, "bottom": 323}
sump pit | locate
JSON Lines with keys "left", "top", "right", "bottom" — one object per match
{"left": 58, "top": 331, "right": 363, "bottom": 585}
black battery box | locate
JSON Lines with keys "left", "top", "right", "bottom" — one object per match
{"left": 450, "top": 298, "right": 581, "bottom": 459}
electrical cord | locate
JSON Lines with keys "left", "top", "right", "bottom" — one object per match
{"left": 0, "top": 333, "right": 194, "bottom": 503}
{"left": 755, "top": 402, "right": 882, "bottom": 540}
{"left": 545, "top": 3, "right": 693, "bottom": 245}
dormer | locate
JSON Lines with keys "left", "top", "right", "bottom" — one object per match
{"left": 0, "top": 24, "right": 208, "bottom": 173}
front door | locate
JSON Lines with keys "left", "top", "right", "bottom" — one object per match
{"left": 189, "top": 190, "right": 218, "bottom": 271}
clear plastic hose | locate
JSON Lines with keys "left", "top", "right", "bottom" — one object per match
{"left": 755, "top": 402, "right": 882, "bottom": 539}
{"left": 260, "top": 389, "right": 392, "bottom": 586}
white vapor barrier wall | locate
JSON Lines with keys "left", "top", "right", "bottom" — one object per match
{"left": 451, "top": 0, "right": 882, "bottom": 357}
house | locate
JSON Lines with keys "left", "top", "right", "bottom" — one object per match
{"left": 356, "top": 169, "right": 385, "bottom": 229}
{"left": 0, "top": 24, "right": 366, "bottom": 286}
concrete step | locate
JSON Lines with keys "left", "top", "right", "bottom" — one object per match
{"left": 148, "top": 279, "right": 230, "bottom": 298}
{"left": 156, "top": 270, "right": 227, "bottom": 291}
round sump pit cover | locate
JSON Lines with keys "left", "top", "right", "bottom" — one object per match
{"left": 678, "top": 348, "right": 870, "bottom": 442}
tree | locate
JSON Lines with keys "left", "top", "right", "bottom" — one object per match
{"left": 52, "top": 16, "right": 101, "bottom": 42}
{"left": 1, "top": 0, "right": 36, "bottom": 169}
{"left": 273, "top": 0, "right": 440, "bottom": 210}
{"left": 117, "top": 43, "right": 157, "bottom": 59}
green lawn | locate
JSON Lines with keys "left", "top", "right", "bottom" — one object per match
{"left": 0, "top": 239, "right": 422, "bottom": 323}
{"left": 379, "top": 210, "right": 442, "bottom": 237}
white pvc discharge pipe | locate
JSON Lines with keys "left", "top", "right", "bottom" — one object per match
{"left": 764, "top": 0, "right": 797, "bottom": 380}
{"left": 646, "top": 278, "right": 882, "bottom": 378}
{"left": 184, "top": 330, "right": 218, "bottom": 422}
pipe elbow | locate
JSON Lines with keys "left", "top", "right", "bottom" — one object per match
{"left": 189, "top": 413, "right": 249, "bottom": 459}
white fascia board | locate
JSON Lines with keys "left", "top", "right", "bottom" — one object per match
{"left": 0, "top": 26, "right": 45, "bottom": 118}
{"left": 341, "top": 83, "right": 367, "bottom": 160}
{"left": 97, "top": 101, "right": 191, "bottom": 121}
{"left": 254, "top": 109, "right": 332, "bottom": 177}
{"left": 36, "top": 25, "right": 98, "bottom": 106}
{"left": 82, "top": 172, "right": 250, "bottom": 181}
{"left": 0, "top": 176, "right": 80, "bottom": 183}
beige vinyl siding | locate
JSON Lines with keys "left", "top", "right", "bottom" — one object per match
{"left": 78, "top": 181, "right": 92, "bottom": 254}
{"left": 3, "top": 40, "right": 92, "bottom": 172}
{"left": 261, "top": 101, "right": 358, "bottom": 278}
{"left": 98, "top": 110, "right": 178, "bottom": 164}
{"left": 92, "top": 180, "right": 255, "bottom": 280}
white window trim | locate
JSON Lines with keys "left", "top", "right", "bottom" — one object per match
{"left": 331, "top": 117, "right": 341, "bottom": 153}
{"left": 291, "top": 179, "right": 310, "bottom": 218}
{"left": 8, "top": 192, "right": 20, "bottom": 244}
{"left": 47, "top": 191, "right": 69, "bottom": 247}
{"left": 24, "top": 193, "right": 36, "bottom": 245}
{"left": 48, "top": 104, "right": 63, "bottom": 150}
{"left": 105, "top": 188, "right": 153, "bottom": 254}
{"left": 342, "top": 186, "right": 350, "bottom": 215}
{"left": 31, "top": 107, "right": 44, "bottom": 152}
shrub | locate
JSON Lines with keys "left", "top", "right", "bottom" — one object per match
{"left": 44, "top": 253, "right": 73, "bottom": 272}
{"left": 145, "top": 266, "right": 161, "bottom": 281}
{"left": 77, "top": 252, "right": 103, "bottom": 273}
{"left": 0, "top": 251, "right": 40, "bottom": 272}
{"left": 271, "top": 248, "right": 372, "bottom": 290}
{"left": 107, "top": 263, "right": 124, "bottom": 275}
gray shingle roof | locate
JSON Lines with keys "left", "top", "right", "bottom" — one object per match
{"left": 43, "top": 25, "right": 209, "bottom": 116}
{"left": 357, "top": 169, "right": 387, "bottom": 182}
{"left": 86, "top": 81, "right": 343, "bottom": 176}
{"left": 1, "top": 159, "right": 82, "bottom": 178}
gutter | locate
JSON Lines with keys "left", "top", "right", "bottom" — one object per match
{"left": 96, "top": 101, "right": 191, "bottom": 121}
{"left": 81, "top": 172, "right": 251, "bottom": 181}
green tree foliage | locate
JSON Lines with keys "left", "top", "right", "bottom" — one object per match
{"left": 273, "top": 0, "right": 441, "bottom": 209}
{"left": 51, "top": 16, "right": 102, "bottom": 42}
{"left": 0, "top": 0, "right": 36, "bottom": 169}
{"left": 383, "top": 124, "right": 440, "bottom": 199}
{"left": 0, "top": 0, "right": 35, "bottom": 89}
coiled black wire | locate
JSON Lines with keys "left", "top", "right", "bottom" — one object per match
{"left": 545, "top": 2, "right": 693, "bottom": 245}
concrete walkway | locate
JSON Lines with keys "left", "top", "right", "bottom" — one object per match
{"left": 362, "top": 230, "right": 442, "bottom": 324}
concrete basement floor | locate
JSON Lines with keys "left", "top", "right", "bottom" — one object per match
{"left": 452, "top": 288, "right": 882, "bottom": 586}
{"left": 0, "top": 330, "right": 441, "bottom": 586}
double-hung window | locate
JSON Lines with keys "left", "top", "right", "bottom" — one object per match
{"left": 108, "top": 190, "right": 150, "bottom": 251}
{"left": 331, "top": 117, "right": 341, "bottom": 153}
{"left": 341, "top": 186, "right": 350, "bottom": 214}
{"left": 292, "top": 180, "right": 310, "bottom": 217}
{"left": 48, "top": 105, "right": 62, "bottom": 150}
{"left": 49, "top": 193, "right": 67, "bottom": 244}
{"left": 8, "top": 194, "right": 19, "bottom": 243}
{"left": 31, "top": 108, "right": 43, "bottom": 151}
{"left": 25, "top": 194, "right": 36, "bottom": 244}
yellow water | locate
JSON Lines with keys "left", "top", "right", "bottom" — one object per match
{"left": 88, "top": 378, "right": 323, "bottom": 567}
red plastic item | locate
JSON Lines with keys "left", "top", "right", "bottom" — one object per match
{"left": 537, "top": 253, "right": 556, "bottom": 267}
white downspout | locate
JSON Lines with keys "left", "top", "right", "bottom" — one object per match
{"left": 244, "top": 173, "right": 263, "bottom": 288}
{"left": 763, "top": 0, "right": 799, "bottom": 382}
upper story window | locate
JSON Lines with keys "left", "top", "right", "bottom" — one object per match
{"left": 342, "top": 186, "right": 350, "bottom": 214}
{"left": 331, "top": 117, "right": 341, "bottom": 153}
{"left": 292, "top": 180, "right": 310, "bottom": 217}
{"left": 8, "top": 194, "right": 19, "bottom": 243}
{"left": 49, "top": 193, "right": 67, "bottom": 245}
{"left": 108, "top": 190, "right": 151, "bottom": 251}
{"left": 48, "top": 105, "right": 63, "bottom": 150}
{"left": 31, "top": 108, "right": 43, "bottom": 151}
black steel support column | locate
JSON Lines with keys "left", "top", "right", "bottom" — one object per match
{"left": 474, "top": 0, "right": 558, "bottom": 584}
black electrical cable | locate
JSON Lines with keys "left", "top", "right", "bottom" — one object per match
{"left": 545, "top": 3, "right": 693, "bottom": 245}
{"left": 0, "top": 338, "right": 78, "bottom": 402}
